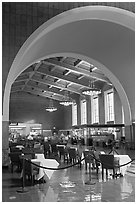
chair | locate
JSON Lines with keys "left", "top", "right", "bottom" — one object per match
{"left": 57, "top": 145, "right": 68, "bottom": 163}
{"left": 99, "top": 154, "right": 117, "bottom": 180}
{"left": 9, "top": 152, "right": 22, "bottom": 173}
{"left": 93, "top": 151, "right": 101, "bottom": 175}
{"left": 33, "top": 148, "right": 44, "bottom": 154}
{"left": 22, "top": 159, "right": 39, "bottom": 186}
{"left": 68, "top": 147, "right": 81, "bottom": 167}
{"left": 83, "top": 150, "right": 96, "bottom": 172}
{"left": 10, "top": 147, "right": 22, "bottom": 153}
{"left": 51, "top": 144, "right": 58, "bottom": 156}
{"left": 22, "top": 148, "right": 35, "bottom": 158}
{"left": 9, "top": 142, "right": 18, "bottom": 148}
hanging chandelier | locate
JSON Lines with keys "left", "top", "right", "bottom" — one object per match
{"left": 45, "top": 98, "right": 57, "bottom": 112}
{"left": 82, "top": 65, "right": 101, "bottom": 96}
{"left": 82, "top": 80, "right": 101, "bottom": 96}
{"left": 60, "top": 90, "right": 74, "bottom": 106}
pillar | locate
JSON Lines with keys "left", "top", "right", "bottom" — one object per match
{"left": 125, "top": 125, "right": 133, "bottom": 149}
{"left": 2, "top": 121, "right": 10, "bottom": 166}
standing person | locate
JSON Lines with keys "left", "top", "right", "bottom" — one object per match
{"left": 89, "top": 136, "right": 93, "bottom": 146}
{"left": 43, "top": 137, "right": 51, "bottom": 158}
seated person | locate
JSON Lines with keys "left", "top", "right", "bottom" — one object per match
{"left": 27, "top": 135, "right": 33, "bottom": 140}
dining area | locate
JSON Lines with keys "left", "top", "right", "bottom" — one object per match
{"left": 3, "top": 139, "right": 135, "bottom": 202}
{"left": 7, "top": 137, "right": 133, "bottom": 188}
{"left": 0, "top": 128, "right": 133, "bottom": 203}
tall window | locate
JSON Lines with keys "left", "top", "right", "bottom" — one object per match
{"left": 72, "top": 103, "right": 77, "bottom": 126}
{"left": 91, "top": 96, "right": 99, "bottom": 124}
{"left": 104, "top": 89, "right": 114, "bottom": 123}
{"left": 81, "top": 99, "right": 87, "bottom": 124}
{"left": 122, "top": 106, "right": 125, "bottom": 124}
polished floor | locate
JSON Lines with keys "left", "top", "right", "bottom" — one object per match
{"left": 2, "top": 147, "right": 135, "bottom": 202}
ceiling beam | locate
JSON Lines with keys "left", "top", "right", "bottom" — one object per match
{"left": 44, "top": 58, "right": 110, "bottom": 84}
{"left": 26, "top": 82, "right": 66, "bottom": 98}
{"left": 37, "top": 66, "right": 90, "bottom": 88}
{"left": 11, "top": 89, "right": 22, "bottom": 93}
{"left": 21, "top": 62, "right": 42, "bottom": 90}
{"left": 74, "top": 59, "right": 82, "bottom": 67}
{"left": 77, "top": 75, "right": 84, "bottom": 80}
{"left": 11, "top": 84, "right": 66, "bottom": 100}
{"left": 20, "top": 71, "right": 33, "bottom": 76}
{"left": 23, "top": 86, "right": 63, "bottom": 101}
{"left": 14, "top": 75, "right": 29, "bottom": 83}
{"left": 31, "top": 75, "right": 81, "bottom": 95}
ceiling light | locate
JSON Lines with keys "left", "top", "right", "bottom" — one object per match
{"left": 45, "top": 98, "right": 57, "bottom": 112}
{"left": 92, "top": 67, "right": 98, "bottom": 71}
{"left": 59, "top": 90, "right": 74, "bottom": 106}
{"left": 82, "top": 84, "right": 101, "bottom": 96}
{"left": 60, "top": 100, "right": 73, "bottom": 106}
{"left": 82, "top": 66, "right": 101, "bottom": 96}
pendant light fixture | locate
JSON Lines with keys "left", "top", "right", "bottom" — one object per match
{"left": 82, "top": 65, "right": 101, "bottom": 96}
{"left": 45, "top": 98, "right": 57, "bottom": 112}
{"left": 60, "top": 90, "right": 74, "bottom": 106}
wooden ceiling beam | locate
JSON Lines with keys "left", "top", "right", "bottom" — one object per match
{"left": 37, "top": 66, "right": 90, "bottom": 88}
{"left": 21, "top": 61, "right": 42, "bottom": 91}
{"left": 23, "top": 86, "right": 63, "bottom": 101}
{"left": 14, "top": 76, "right": 29, "bottom": 83}
{"left": 31, "top": 75, "right": 81, "bottom": 95}
{"left": 44, "top": 58, "right": 110, "bottom": 84}
{"left": 26, "top": 82, "right": 66, "bottom": 97}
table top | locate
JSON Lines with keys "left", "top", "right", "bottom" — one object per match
{"left": 16, "top": 145, "right": 24, "bottom": 149}
{"left": 114, "top": 154, "right": 131, "bottom": 160}
{"left": 31, "top": 158, "right": 59, "bottom": 180}
{"left": 114, "top": 154, "right": 131, "bottom": 176}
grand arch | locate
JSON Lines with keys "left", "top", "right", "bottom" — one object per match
{"left": 2, "top": 6, "right": 135, "bottom": 157}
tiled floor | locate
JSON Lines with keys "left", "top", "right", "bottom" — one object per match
{"left": 2, "top": 147, "right": 135, "bottom": 202}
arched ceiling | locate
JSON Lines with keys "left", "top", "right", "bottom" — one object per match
{"left": 11, "top": 56, "right": 112, "bottom": 101}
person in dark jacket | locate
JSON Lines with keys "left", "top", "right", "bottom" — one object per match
{"left": 43, "top": 137, "right": 51, "bottom": 158}
{"left": 88, "top": 137, "right": 93, "bottom": 146}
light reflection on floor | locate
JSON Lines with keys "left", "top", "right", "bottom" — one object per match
{"left": 2, "top": 148, "right": 135, "bottom": 202}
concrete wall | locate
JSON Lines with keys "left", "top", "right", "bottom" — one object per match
{"left": 9, "top": 92, "right": 65, "bottom": 130}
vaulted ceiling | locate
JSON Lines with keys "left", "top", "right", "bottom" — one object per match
{"left": 11, "top": 56, "right": 112, "bottom": 101}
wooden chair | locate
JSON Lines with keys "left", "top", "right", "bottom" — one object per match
{"left": 33, "top": 148, "right": 44, "bottom": 154}
{"left": 51, "top": 144, "right": 58, "bottom": 156}
{"left": 9, "top": 152, "right": 22, "bottom": 173}
{"left": 68, "top": 148, "right": 77, "bottom": 163}
{"left": 99, "top": 154, "right": 117, "bottom": 180}
{"left": 68, "top": 147, "right": 81, "bottom": 167}
{"left": 22, "top": 148, "right": 35, "bottom": 159}
{"left": 10, "top": 147, "right": 22, "bottom": 153}
{"left": 57, "top": 145, "right": 68, "bottom": 163}
{"left": 90, "top": 151, "right": 101, "bottom": 175}
{"left": 23, "top": 159, "right": 39, "bottom": 186}
{"left": 83, "top": 150, "right": 96, "bottom": 172}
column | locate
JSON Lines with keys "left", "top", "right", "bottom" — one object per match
{"left": 125, "top": 125, "right": 133, "bottom": 149}
{"left": 2, "top": 121, "right": 10, "bottom": 166}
